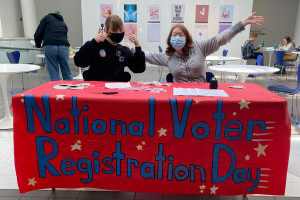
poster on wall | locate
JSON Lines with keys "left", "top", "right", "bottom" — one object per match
{"left": 124, "top": 24, "right": 137, "bottom": 41}
{"left": 219, "top": 5, "right": 233, "bottom": 23}
{"left": 100, "top": 4, "right": 113, "bottom": 23}
{"left": 147, "top": 4, "right": 161, "bottom": 23}
{"left": 194, "top": 25, "right": 208, "bottom": 41}
{"left": 195, "top": 5, "right": 209, "bottom": 23}
{"left": 171, "top": 5, "right": 185, "bottom": 23}
{"left": 218, "top": 24, "right": 232, "bottom": 34}
{"left": 147, "top": 24, "right": 160, "bottom": 42}
{"left": 124, "top": 4, "right": 137, "bottom": 22}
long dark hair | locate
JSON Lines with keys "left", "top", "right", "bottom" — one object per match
{"left": 284, "top": 36, "right": 295, "bottom": 48}
{"left": 166, "top": 24, "right": 193, "bottom": 56}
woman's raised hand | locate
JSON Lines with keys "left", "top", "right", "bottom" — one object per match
{"left": 242, "top": 12, "right": 264, "bottom": 26}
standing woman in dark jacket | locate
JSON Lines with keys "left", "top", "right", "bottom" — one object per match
{"left": 74, "top": 14, "right": 145, "bottom": 82}
{"left": 34, "top": 11, "right": 73, "bottom": 81}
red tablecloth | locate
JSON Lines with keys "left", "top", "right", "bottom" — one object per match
{"left": 12, "top": 81, "right": 291, "bottom": 195}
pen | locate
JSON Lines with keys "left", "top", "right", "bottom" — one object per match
{"left": 102, "top": 92, "right": 118, "bottom": 94}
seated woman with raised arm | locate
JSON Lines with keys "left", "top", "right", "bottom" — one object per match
{"left": 145, "top": 12, "right": 264, "bottom": 83}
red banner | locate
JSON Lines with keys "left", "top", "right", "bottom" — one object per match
{"left": 13, "top": 81, "right": 291, "bottom": 195}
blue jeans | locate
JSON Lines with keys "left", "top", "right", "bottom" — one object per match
{"left": 43, "top": 45, "right": 73, "bottom": 81}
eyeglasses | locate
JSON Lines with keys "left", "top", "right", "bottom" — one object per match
{"left": 171, "top": 32, "right": 185, "bottom": 37}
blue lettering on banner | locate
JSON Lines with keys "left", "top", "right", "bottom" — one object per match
{"left": 25, "top": 95, "right": 52, "bottom": 133}
{"left": 169, "top": 98, "right": 192, "bottom": 139}
{"left": 26, "top": 94, "right": 267, "bottom": 191}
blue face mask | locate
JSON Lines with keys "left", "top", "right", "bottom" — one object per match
{"left": 170, "top": 35, "right": 186, "bottom": 50}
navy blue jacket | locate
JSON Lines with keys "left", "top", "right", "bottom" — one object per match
{"left": 34, "top": 13, "right": 70, "bottom": 48}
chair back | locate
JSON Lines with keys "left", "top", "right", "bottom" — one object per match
{"left": 257, "top": 55, "right": 264, "bottom": 66}
{"left": 83, "top": 70, "right": 88, "bottom": 81}
{"left": 222, "top": 49, "right": 228, "bottom": 64}
{"left": 274, "top": 50, "right": 285, "bottom": 65}
{"left": 206, "top": 72, "right": 215, "bottom": 83}
{"left": 166, "top": 73, "right": 174, "bottom": 82}
{"left": 296, "top": 64, "right": 300, "bottom": 89}
{"left": 6, "top": 51, "right": 20, "bottom": 63}
{"left": 158, "top": 45, "right": 163, "bottom": 53}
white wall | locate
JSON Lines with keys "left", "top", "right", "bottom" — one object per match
{"left": 294, "top": 1, "right": 300, "bottom": 47}
{"left": 0, "top": 0, "right": 24, "bottom": 37}
{"left": 0, "top": 17, "right": 2, "bottom": 37}
{"left": 251, "top": 0, "right": 299, "bottom": 65}
{"left": 81, "top": 0, "right": 253, "bottom": 58}
{"left": 35, "top": 0, "right": 83, "bottom": 47}
{"left": 251, "top": 0, "right": 299, "bottom": 47}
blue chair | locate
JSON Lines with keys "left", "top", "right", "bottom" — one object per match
{"left": 7, "top": 51, "right": 42, "bottom": 93}
{"left": 268, "top": 64, "right": 300, "bottom": 120}
{"left": 166, "top": 72, "right": 214, "bottom": 83}
{"left": 274, "top": 50, "right": 294, "bottom": 80}
{"left": 206, "top": 72, "right": 215, "bottom": 83}
{"left": 222, "top": 49, "right": 228, "bottom": 65}
{"left": 6, "top": 51, "right": 24, "bottom": 93}
{"left": 248, "top": 55, "right": 263, "bottom": 79}
{"left": 82, "top": 70, "right": 88, "bottom": 81}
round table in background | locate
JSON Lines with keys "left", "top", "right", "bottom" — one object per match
{"left": 260, "top": 48, "right": 274, "bottom": 66}
{"left": 0, "top": 64, "right": 40, "bottom": 129}
{"left": 208, "top": 65, "right": 279, "bottom": 83}
{"left": 206, "top": 56, "right": 240, "bottom": 65}
{"left": 36, "top": 54, "right": 83, "bottom": 80}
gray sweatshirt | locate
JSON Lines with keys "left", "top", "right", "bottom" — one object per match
{"left": 145, "top": 21, "right": 245, "bottom": 83}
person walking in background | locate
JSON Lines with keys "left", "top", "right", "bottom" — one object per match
{"left": 279, "top": 36, "right": 297, "bottom": 61}
{"left": 34, "top": 11, "right": 73, "bottom": 81}
{"left": 74, "top": 14, "right": 145, "bottom": 82}
{"left": 243, "top": 32, "right": 263, "bottom": 64}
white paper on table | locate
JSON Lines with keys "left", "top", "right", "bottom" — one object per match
{"left": 173, "top": 88, "right": 229, "bottom": 97}
{"left": 105, "top": 82, "right": 131, "bottom": 89}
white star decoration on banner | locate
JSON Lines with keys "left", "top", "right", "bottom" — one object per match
{"left": 199, "top": 185, "right": 206, "bottom": 190}
{"left": 238, "top": 99, "right": 251, "bottom": 110}
{"left": 158, "top": 128, "right": 167, "bottom": 137}
{"left": 20, "top": 99, "right": 24, "bottom": 103}
{"left": 136, "top": 144, "right": 143, "bottom": 150}
{"left": 194, "top": 100, "right": 202, "bottom": 104}
{"left": 71, "top": 141, "right": 82, "bottom": 151}
{"left": 210, "top": 185, "right": 219, "bottom": 194}
{"left": 56, "top": 94, "right": 65, "bottom": 100}
{"left": 233, "top": 112, "right": 237, "bottom": 116}
{"left": 28, "top": 178, "right": 37, "bottom": 186}
{"left": 254, "top": 143, "right": 268, "bottom": 157}
{"left": 245, "top": 155, "right": 250, "bottom": 161}
{"left": 141, "top": 141, "right": 146, "bottom": 145}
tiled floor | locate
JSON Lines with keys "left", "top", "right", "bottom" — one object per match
{"left": 0, "top": 63, "right": 300, "bottom": 199}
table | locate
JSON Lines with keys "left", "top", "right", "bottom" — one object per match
{"left": 206, "top": 56, "right": 240, "bottom": 65}
{"left": 12, "top": 81, "right": 290, "bottom": 195}
{"left": 36, "top": 54, "right": 83, "bottom": 80}
{"left": 260, "top": 48, "right": 274, "bottom": 67}
{"left": 0, "top": 64, "right": 40, "bottom": 129}
{"left": 208, "top": 65, "right": 279, "bottom": 83}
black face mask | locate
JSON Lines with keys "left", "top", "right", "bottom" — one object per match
{"left": 109, "top": 32, "right": 124, "bottom": 43}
